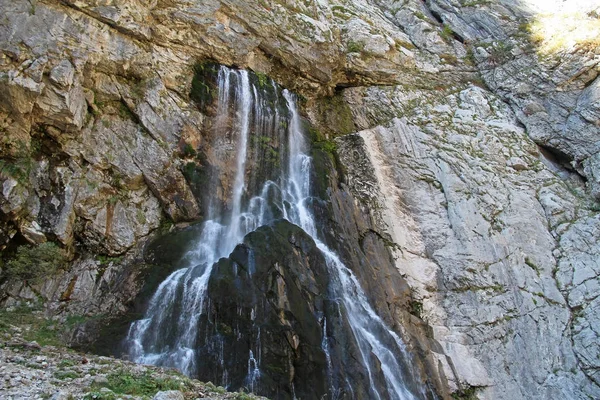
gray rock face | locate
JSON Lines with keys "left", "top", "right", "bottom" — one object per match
{"left": 336, "top": 83, "right": 599, "bottom": 399}
{"left": 421, "top": 0, "right": 600, "bottom": 200}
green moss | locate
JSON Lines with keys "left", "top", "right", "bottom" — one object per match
{"left": 254, "top": 71, "right": 269, "bottom": 88}
{"left": 0, "top": 157, "right": 33, "bottom": 184}
{"left": 181, "top": 160, "right": 210, "bottom": 203}
{"left": 118, "top": 102, "right": 135, "bottom": 121}
{"left": 313, "top": 93, "right": 355, "bottom": 137}
{"left": 317, "top": 139, "right": 337, "bottom": 154}
{"left": 190, "top": 61, "right": 220, "bottom": 110}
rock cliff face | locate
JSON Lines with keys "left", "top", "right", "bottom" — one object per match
{"left": 0, "top": 0, "right": 599, "bottom": 399}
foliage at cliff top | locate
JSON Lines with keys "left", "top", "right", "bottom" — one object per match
{"left": 526, "top": 8, "right": 600, "bottom": 54}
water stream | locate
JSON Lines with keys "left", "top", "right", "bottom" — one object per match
{"left": 126, "top": 66, "right": 424, "bottom": 399}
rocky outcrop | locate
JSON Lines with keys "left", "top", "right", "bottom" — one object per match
{"left": 197, "top": 220, "right": 331, "bottom": 400}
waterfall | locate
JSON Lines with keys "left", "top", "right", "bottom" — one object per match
{"left": 126, "top": 67, "right": 260, "bottom": 376}
{"left": 126, "top": 66, "right": 424, "bottom": 399}
{"left": 282, "top": 92, "right": 421, "bottom": 400}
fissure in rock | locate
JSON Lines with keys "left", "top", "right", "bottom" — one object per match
{"left": 126, "top": 66, "right": 432, "bottom": 400}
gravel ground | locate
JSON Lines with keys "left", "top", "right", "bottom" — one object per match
{"left": 0, "top": 322, "right": 263, "bottom": 400}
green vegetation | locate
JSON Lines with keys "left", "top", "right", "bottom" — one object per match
{"left": 440, "top": 24, "right": 454, "bottom": 42}
{"left": 319, "top": 139, "right": 337, "bottom": 154}
{"left": 130, "top": 78, "right": 147, "bottom": 100}
{"left": 440, "top": 53, "right": 458, "bottom": 65}
{"left": 54, "top": 370, "right": 80, "bottom": 380}
{"left": 464, "top": 47, "right": 477, "bottom": 65}
{"left": 409, "top": 300, "right": 423, "bottom": 318}
{"left": 58, "top": 359, "right": 76, "bottom": 368}
{"left": 254, "top": 71, "right": 269, "bottom": 88}
{"left": 488, "top": 41, "right": 514, "bottom": 64}
{"left": 89, "top": 370, "right": 192, "bottom": 397}
{"left": 461, "top": 0, "right": 491, "bottom": 7}
{"left": 313, "top": 93, "right": 356, "bottom": 137}
{"left": 331, "top": 5, "right": 358, "bottom": 20}
{"left": 190, "top": 61, "right": 220, "bottom": 108}
{"left": 452, "top": 386, "right": 480, "bottom": 400}
{"left": 524, "top": 256, "right": 541, "bottom": 276}
{"left": 0, "top": 157, "right": 33, "bottom": 184}
{"left": 182, "top": 142, "right": 197, "bottom": 158}
{"left": 204, "top": 382, "right": 227, "bottom": 394}
{"left": 96, "top": 254, "right": 124, "bottom": 266}
{"left": 84, "top": 392, "right": 118, "bottom": 400}
{"left": 347, "top": 40, "right": 365, "bottom": 53}
{"left": 309, "top": 126, "right": 337, "bottom": 156}
{"left": 2, "top": 242, "right": 68, "bottom": 282}
{"left": 0, "top": 306, "right": 63, "bottom": 346}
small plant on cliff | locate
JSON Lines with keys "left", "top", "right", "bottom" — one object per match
{"left": 440, "top": 24, "right": 454, "bottom": 42}
{"left": 452, "top": 386, "right": 480, "bottom": 400}
{"left": 347, "top": 40, "right": 365, "bottom": 53}
{"left": 2, "top": 242, "right": 68, "bottom": 282}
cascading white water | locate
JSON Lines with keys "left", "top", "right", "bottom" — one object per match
{"left": 127, "top": 67, "right": 259, "bottom": 376}
{"left": 281, "top": 92, "right": 421, "bottom": 400}
{"left": 127, "top": 66, "right": 422, "bottom": 399}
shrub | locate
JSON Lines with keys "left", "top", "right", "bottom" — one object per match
{"left": 2, "top": 242, "right": 68, "bottom": 282}
{"left": 93, "top": 370, "right": 191, "bottom": 397}
{"left": 347, "top": 40, "right": 365, "bottom": 53}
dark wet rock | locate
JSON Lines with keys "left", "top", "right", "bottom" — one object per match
{"left": 197, "top": 220, "right": 330, "bottom": 400}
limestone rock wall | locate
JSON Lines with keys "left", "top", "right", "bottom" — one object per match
{"left": 336, "top": 83, "right": 599, "bottom": 399}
